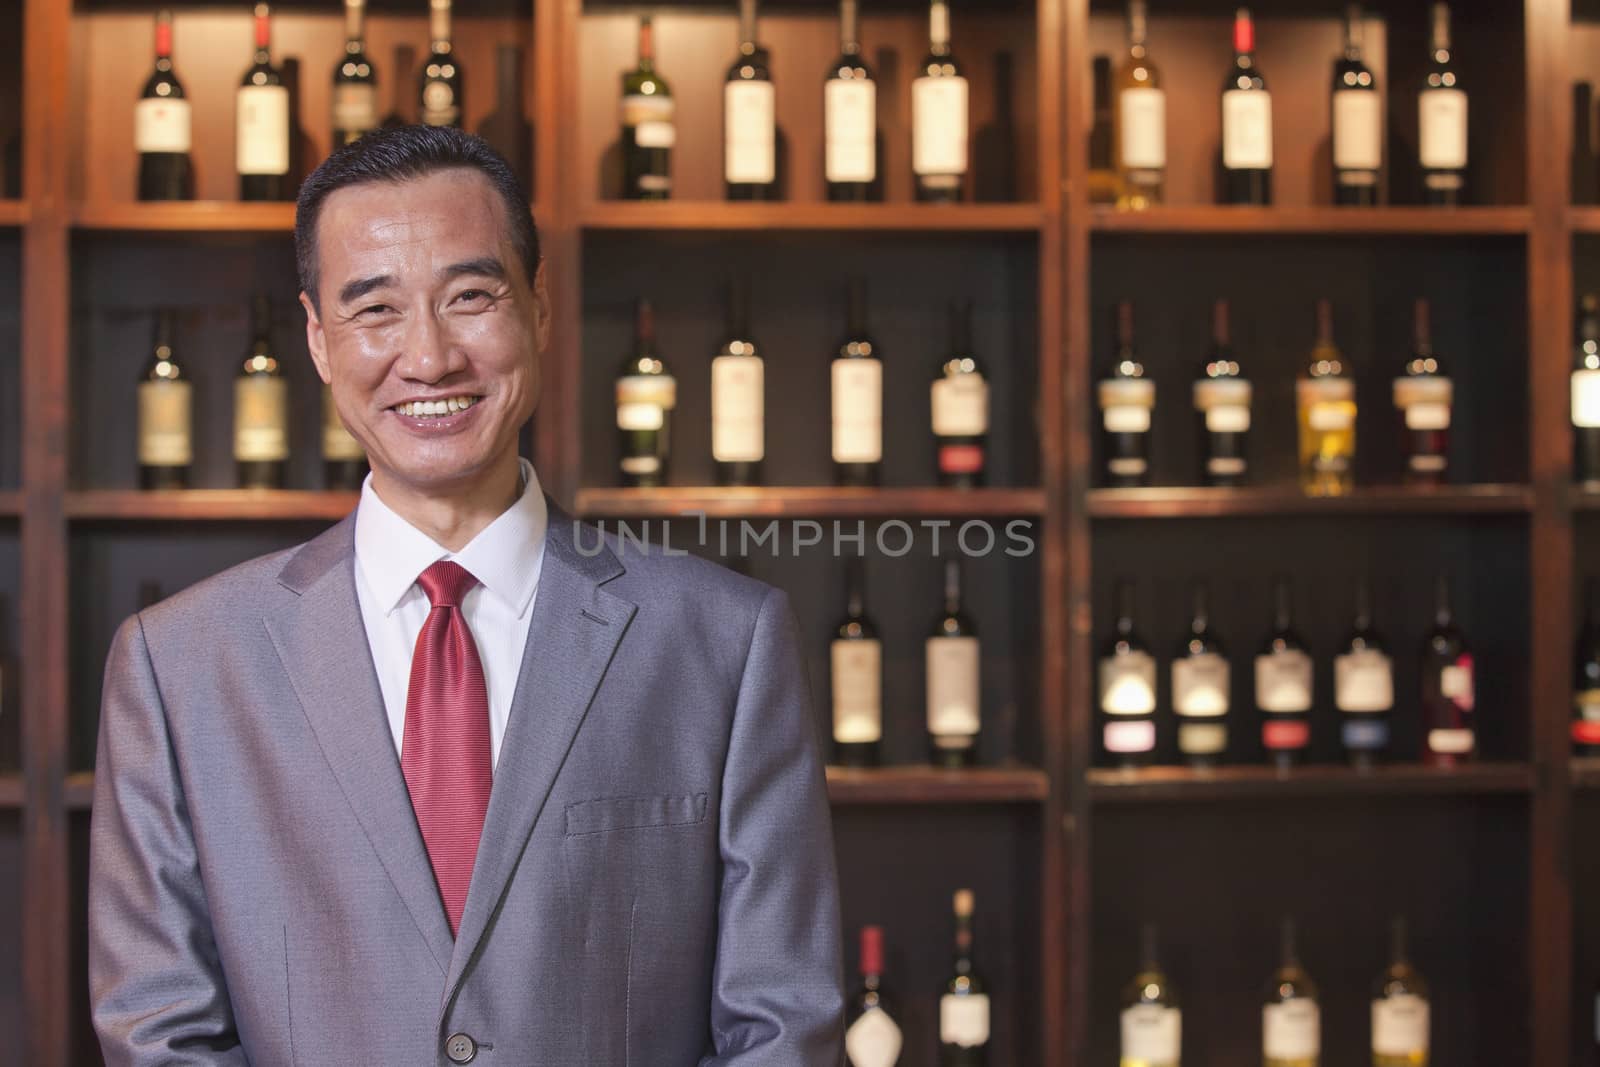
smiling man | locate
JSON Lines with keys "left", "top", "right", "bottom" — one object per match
{"left": 88, "top": 126, "right": 844, "bottom": 1066}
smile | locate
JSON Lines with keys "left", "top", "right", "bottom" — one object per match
{"left": 390, "top": 395, "right": 483, "bottom": 418}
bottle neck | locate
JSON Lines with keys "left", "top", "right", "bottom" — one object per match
{"left": 1343, "top": 7, "right": 1363, "bottom": 61}
{"left": 1434, "top": 576, "right": 1453, "bottom": 627}
{"left": 154, "top": 16, "right": 174, "bottom": 62}
{"left": 344, "top": 0, "right": 365, "bottom": 46}
{"left": 1273, "top": 582, "right": 1293, "bottom": 631}
{"left": 1128, "top": 0, "right": 1148, "bottom": 51}
{"left": 1190, "top": 586, "right": 1209, "bottom": 633}
{"left": 1233, "top": 10, "right": 1255, "bottom": 62}
{"left": 951, "top": 915, "right": 975, "bottom": 973}
{"left": 1115, "top": 582, "right": 1136, "bottom": 637}
{"left": 949, "top": 302, "right": 973, "bottom": 355}
{"left": 929, "top": 1, "right": 952, "bottom": 57}
{"left": 253, "top": 5, "right": 271, "bottom": 57}
{"left": 943, "top": 561, "right": 963, "bottom": 617}
{"left": 1413, "top": 299, "right": 1433, "bottom": 356}
{"left": 496, "top": 46, "right": 521, "bottom": 105}
{"left": 739, "top": 0, "right": 759, "bottom": 50}
{"left": 634, "top": 302, "right": 656, "bottom": 350}
{"left": 840, "top": 0, "right": 860, "bottom": 55}
{"left": 430, "top": 0, "right": 452, "bottom": 52}
{"left": 1431, "top": 3, "right": 1452, "bottom": 55}
{"left": 637, "top": 19, "right": 655, "bottom": 67}
{"left": 1389, "top": 918, "right": 1409, "bottom": 965}
{"left": 1354, "top": 583, "right": 1373, "bottom": 630}
{"left": 845, "top": 560, "right": 866, "bottom": 619}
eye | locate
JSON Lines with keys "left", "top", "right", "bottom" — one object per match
{"left": 454, "top": 289, "right": 491, "bottom": 305}
{"left": 357, "top": 303, "right": 393, "bottom": 317}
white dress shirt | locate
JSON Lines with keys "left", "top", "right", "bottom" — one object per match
{"left": 352, "top": 457, "right": 548, "bottom": 771}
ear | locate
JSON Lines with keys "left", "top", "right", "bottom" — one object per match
{"left": 530, "top": 259, "right": 552, "bottom": 355}
{"left": 300, "top": 290, "right": 332, "bottom": 386}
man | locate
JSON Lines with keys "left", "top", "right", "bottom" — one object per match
{"left": 88, "top": 126, "right": 844, "bottom": 1066}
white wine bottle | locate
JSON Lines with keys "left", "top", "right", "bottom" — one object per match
{"left": 1372, "top": 917, "right": 1429, "bottom": 1067}
{"left": 1262, "top": 918, "right": 1320, "bottom": 1067}
{"left": 1120, "top": 923, "right": 1180, "bottom": 1067}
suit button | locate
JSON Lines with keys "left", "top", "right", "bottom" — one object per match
{"left": 445, "top": 1032, "right": 477, "bottom": 1063}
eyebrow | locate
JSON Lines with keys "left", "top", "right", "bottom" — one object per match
{"left": 334, "top": 257, "right": 509, "bottom": 308}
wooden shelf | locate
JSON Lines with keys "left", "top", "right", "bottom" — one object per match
{"left": 0, "top": 772, "right": 19, "bottom": 810}
{"left": 579, "top": 201, "right": 1046, "bottom": 234}
{"left": 72, "top": 201, "right": 297, "bottom": 234}
{"left": 1573, "top": 757, "right": 1600, "bottom": 789}
{"left": 826, "top": 764, "right": 1048, "bottom": 805}
{"left": 1088, "top": 484, "right": 1535, "bottom": 519}
{"left": 1091, "top": 205, "right": 1532, "bottom": 236}
{"left": 575, "top": 485, "right": 1047, "bottom": 519}
{"left": 1571, "top": 488, "right": 1600, "bottom": 511}
{"left": 65, "top": 490, "right": 359, "bottom": 522}
{"left": 0, "top": 200, "right": 28, "bottom": 227}
{"left": 1088, "top": 762, "right": 1536, "bottom": 804}
{"left": 1569, "top": 206, "right": 1600, "bottom": 233}
{"left": 64, "top": 771, "right": 93, "bottom": 812}
{"left": 0, "top": 490, "right": 23, "bottom": 517}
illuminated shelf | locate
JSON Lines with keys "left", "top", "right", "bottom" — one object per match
{"left": 575, "top": 485, "right": 1047, "bottom": 519}
{"left": 580, "top": 200, "right": 1046, "bottom": 234}
{"left": 1088, "top": 484, "right": 1534, "bottom": 519}
{"left": 826, "top": 764, "right": 1048, "bottom": 804}
{"left": 66, "top": 490, "right": 358, "bottom": 522}
{"left": 1091, "top": 205, "right": 1531, "bottom": 236}
{"left": 1088, "top": 762, "right": 1535, "bottom": 803}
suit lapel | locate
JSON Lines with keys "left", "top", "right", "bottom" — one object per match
{"left": 262, "top": 513, "right": 456, "bottom": 975}
{"left": 444, "top": 503, "right": 636, "bottom": 1003}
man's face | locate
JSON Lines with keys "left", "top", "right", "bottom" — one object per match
{"left": 301, "top": 168, "right": 549, "bottom": 496}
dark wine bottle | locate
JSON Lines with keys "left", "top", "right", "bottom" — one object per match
{"left": 1419, "top": 2, "right": 1467, "bottom": 206}
{"left": 833, "top": 280, "right": 882, "bottom": 487}
{"left": 913, "top": 0, "right": 968, "bottom": 203}
{"left": 1335, "top": 580, "right": 1393, "bottom": 768}
{"left": 478, "top": 44, "right": 532, "bottom": 194}
{"left": 1173, "top": 581, "right": 1230, "bottom": 767}
{"left": 1194, "top": 298, "right": 1250, "bottom": 486}
{"left": 825, "top": 0, "right": 879, "bottom": 202}
{"left": 939, "top": 889, "right": 990, "bottom": 1065}
{"left": 932, "top": 299, "right": 988, "bottom": 489}
{"left": 321, "top": 383, "right": 368, "bottom": 492}
{"left": 927, "top": 558, "right": 980, "bottom": 768}
{"left": 136, "top": 9, "right": 194, "bottom": 202}
{"left": 1100, "top": 578, "right": 1157, "bottom": 768}
{"left": 831, "top": 556, "right": 882, "bottom": 768}
{"left": 419, "top": 0, "right": 463, "bottom": 128}
{"left": 1573, "top": 294, "right": 1600, "bottom": 489}
{"left": 138, "top": 309, "right": 191, "bottom": 490}
{"left": 1088, "top": 55, "right": 1118, "bottom": 206}
{"left": 1100, "top": 299, "right": 1154, "bottom": 488}
{"left": 621, "top": 17, "right": 674, "bottom": 201}
{"left": 1394, "top": 298, "right": 1452, "bottom": 483}
{"left": 1256, "top": 577, "right": 1312, "bottom": 770}
{"left": 725, "top": 0, "right": 777, "bottom": 201}
{"left": 1576, "top": 577, "right": 1600, "bottom": 756}
{"left": 712, "top": 278, "right": 764, "bottom": 487}
{"left": 381, "top": 44, "right": 418, "bottom": 129}
{"left": 615, "top": 298, "right": 675, "bottom": 488}
{"left": 1331, "top": 3, "right": 1381, "bottom": 206}
{"left": 845, "top": 925, "right": 904, "bottom": 1066}
{"left": 332, "top": 0, "right": 378, "bottom": 148}
{"left": 1220, "top": 7, "right": 1272, "bottom": 206}
{"left": 235, "top": 294, "right": 288, "bottom": 490}
{"left": 1421, "top": 573, "right": 1475, "bottom": 766}
{"left": 237, "top": 3, "right": 290, "bottom": 203}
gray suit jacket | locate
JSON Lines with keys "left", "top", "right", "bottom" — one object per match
{"left": 88, "top": 500, "right": 845, "bottom": 1066}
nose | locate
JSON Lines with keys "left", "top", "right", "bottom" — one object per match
{"left": 393, "top": 305, "right": 469, "bottom": 383}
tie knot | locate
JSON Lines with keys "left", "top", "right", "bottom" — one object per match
{"left": 416, "top": 560, "right": 479, "bottom": 608}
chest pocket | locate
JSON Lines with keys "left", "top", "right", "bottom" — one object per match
{"left": 563, "top": 792, "right": 708, "bottom": 836}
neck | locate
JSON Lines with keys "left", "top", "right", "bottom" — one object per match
{"left": 369, "top": 449, "right": 524, "bottom": 552}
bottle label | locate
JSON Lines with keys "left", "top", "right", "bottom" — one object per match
{"left": 616, "top": 374, "right": 676, "bottom": 432}
{"left": 1173, "top": 653, "right": 1229, "bottom": 717}
{"left": 1263, "top": 1000, "right": 1320, "bottom": 1058}
{"left": 1118, "top": 86, "right": 1166, "bottom": 169}
{"left": 234, "top": 376, "right": 289, "bottom": 462}
{"left": 1575, "top": 689, "right": 1600, "bottom": 745}
{"left": 1262, "top": 719, "right": 1310, "bottom": 751}
{"left": 1121, "top": 1003, "right": 1181, "bottom": 1062}
{"left": 137, "top": 379, "right": 193, "bottom": 466}
{"left": 1427, "top": 727, "right": 1475, "bottom": 755}
{"left": 321, "top": 385, "right": 366, "bottom": 462}
{"left": 136, "top": 97, "right": 193, "bottom": 154}
{"left": 1221, "top": 89, "right": 1273, "bottom": 169}
{"left": 724, "top": 81, "right": 777, "bottom": 184}
{"left": 932, "top": 375, "right": 989, "bottom": 437}
{"left": 333, "top": 83, "right": 378, "bottom": 133}
{"left": 832, "top": 359, "right": 883, "bottom": 463}
{"left": 236, "top": 84, "right": 290, "bottom": 176}
{"left": 1441, "top": 657, "right": 1475, "bottom": 709}
{"left": 1100, "top": 378, "right": 1155, "bottom": 434}
{"left": 421, "top": 80, "right": 460, "bottom": 127}
{"left": 620, "top": 455, "right": 660, "bottom": 476}
{"left": 1342, "top": 717, "right": 1389, "bottom": 751}
{"left": 938, "top": 993, "right": 990, "bottom": 1047}
{"left": 939, "top": 443, "right": 985, "bottom": 475}
{"left": 1335, "top": 649, "right": 1393, "bottom": 713}
{"left": 1100, "top": 651, "right": 1156, "bottom": 715}
{"left": 1333, "top": 89, "right": 1382, "bottom": 170}
{"left": 926, "top": 635, "right": 981, "bottom": 738}
{"left": 1179, "top": 722, "right": 1228, "bottom": 756}
{"left": 1108, "top": 457, "right": 1148, "bottom": 478}
{"left": 1419, "top": 88, "right": 1468, "bottom": 169}
{"left": 712, "top": 354, "right": 764, "bottom": 462}
{"left": 1372, "top": 994, "right": 1430, "bottom": 1056}
{"left": 1104, "top": 719, "right": 1156, "bottom": 754}
{"left": 1255, "top": 650, "right": 1312, "bottom": 713}
{"left": 623, "top": 94, "right": 677, "bottom": 148}
{"left": 1298, "top": 376, "right": 1356, "bottom": 433}
{"left": 1194, "top": 378, "right": 1252, "bottom": 433}
{"left": 825, "top": 78, "right": 877, "bottom": 183}
{"left": 832, "top": 638, "right": 882, "bottom": 744}
{"left": 1394, "top": 376, "right": 1453, "bottom": 430}
{"left": 1573, "top": 369, "right": 1600, "bottom": 428}
{"left": 845, "top": 1006, "right": 903, "bottom": 1067}
{"left": 912, "top": 76, "right": 969, "bottom": 177}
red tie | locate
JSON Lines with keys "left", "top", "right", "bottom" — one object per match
{"left": 401, "top": 560, "right": 493, "bottom": 938}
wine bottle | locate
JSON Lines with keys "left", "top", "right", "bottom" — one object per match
{"left": 1394, "top": 299, "right": 1452, "bottom": 483}
{"left": 1573, "top": 294, "right": 1600, "bottom": 489}
{"left": 913, "top": 0, "right": 969, "bottom": 203}
{"left": 1372, "top": 917, "right": 1430, "bottom": 1067}
{"left": 1100, "top": 300, "right": 1154, "bottom": 488}
{"left": 1120, "top": 924, "right": 1181, "bottom": 1067}
{"left": 478, "top": 44, "right": 532, "bottom": 193}
{"left": 1331, "top": 4, "right": 1381, "bottom": 206}
{"left": 615, "top": 298, "right": 676, "bottom": 488}
{"left": 419, "top": 0, "right": 462, "bottom": 128}
{"left": 725, "top": 0, "right": 777, "bottom": 201}
{"left": 832, "top": 557, "right": 882, "bottom": 768}
{"left": 1220, "top": 7, "right": 1272, "bottom": 206}
{"left": 1419, "top": 3, "right": 1467, "bottom": 206}
{"left": 1088, "top": 56, "right": 1118, "bottom": 206}
{"left": 1173, "top": 582, "right": 1230, "bottom": 767}
{"left": 825, "top": 0, "right": 879, "bottom": 202}
{"left": 1194, "top": 298, "right": 1250, "bottom": 486}
{"left": 1421, "top": 573, "right": 1475, "bottom": 765}
{"left": 138, "top": 309, "right": 191, "bottom": 490}
{"left": 282, "top": 57, "right": 310, "bottom": 197}
{"left": 712, "top": 278, "right": 764, "bottom": 487}
{"left": 846, "top": 925, "right": 903, "bottom": 1067}
{"left": 1100, "top": 578, "right": 1157, "bottom": 768}
{"left": 381, "top": 44, "right": 417, "bottom": 128}
{"left": 1335, "top": 580, "right": 1393, "bottom": 768}
{"left": 136, "top": 10, "right": 193, "bottom": 202}
{"left": 973, "top": 52, "right": 1017, "bottom": 203}
{"left": 932, "top": 299, "right": 988, "bottom": 489}
{"left": 622, "top": 17, "right": 674, "bottom": 201}
{"left": 332, "top": 0, "right": 378, "bottom": 148}
{"left": 927, "top": 558, "right": 980, "bottom": 768}
{"left": 1256, "top": 577, "right": 1312, "bottom": 770}
{"left": 1263, "top": 918, "right": 1320, "bottom": 1067}
{"left": 939, "top": 889, "right": 990, "bottom": 1065}
{"left": 235, "top": 294, "right": 288, "bottom": 490}
{"left": 1297, "top": 299, "right": 1357, "bottom": 496}
{"left": 1113, "top": 0, "right": 1165, "bottom": 210}
{"left": 321, "top": 383, "right": 367, "bottom": 491}
{"left": 1575, "top": 577, "right": 1600, "bottom": 756}
{"left": 833, "top": 280, "right": 882, "bottom": 487}
{"left": 237, "top": 3, "right": 290, "bottom": 203}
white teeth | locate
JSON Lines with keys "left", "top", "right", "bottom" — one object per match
{"left": 396, "top": 396, "right": 479, "bottom": 418}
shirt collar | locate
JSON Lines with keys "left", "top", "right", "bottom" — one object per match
{"left": 354, "top": 457, "right": 548, "bottom": 618}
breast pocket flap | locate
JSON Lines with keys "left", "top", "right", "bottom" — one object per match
{"left": 564, "top": 792, "right": 709, "bottom": 837}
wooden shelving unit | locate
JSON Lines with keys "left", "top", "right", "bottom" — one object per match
{"left": 580, "top": 200, "right": 1047, "bottom": 234}
{"left": 1087, "top": 483, "right": 1535, "bottom": 518}
{"left": 1088, "top": 762, "right": 1536, "bottom": 803}
{"left": 1091, "top": 204, "right": 1533, "bottom": 236}
{"left": 574, "top": 485, "right": 1047, "bottom": 519}
{"left": 70, "top": 201, "right": 296, "bottom": 234}
{"left": 64, "top": 490, "right": 360, "bottom": 523}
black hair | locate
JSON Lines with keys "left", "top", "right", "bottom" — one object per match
{"left": 294, "top": 125, "right": 541, "bottom": 313}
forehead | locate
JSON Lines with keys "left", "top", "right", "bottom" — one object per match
{"left": 315, "top": 168, "right": 516, "bottom": 287}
